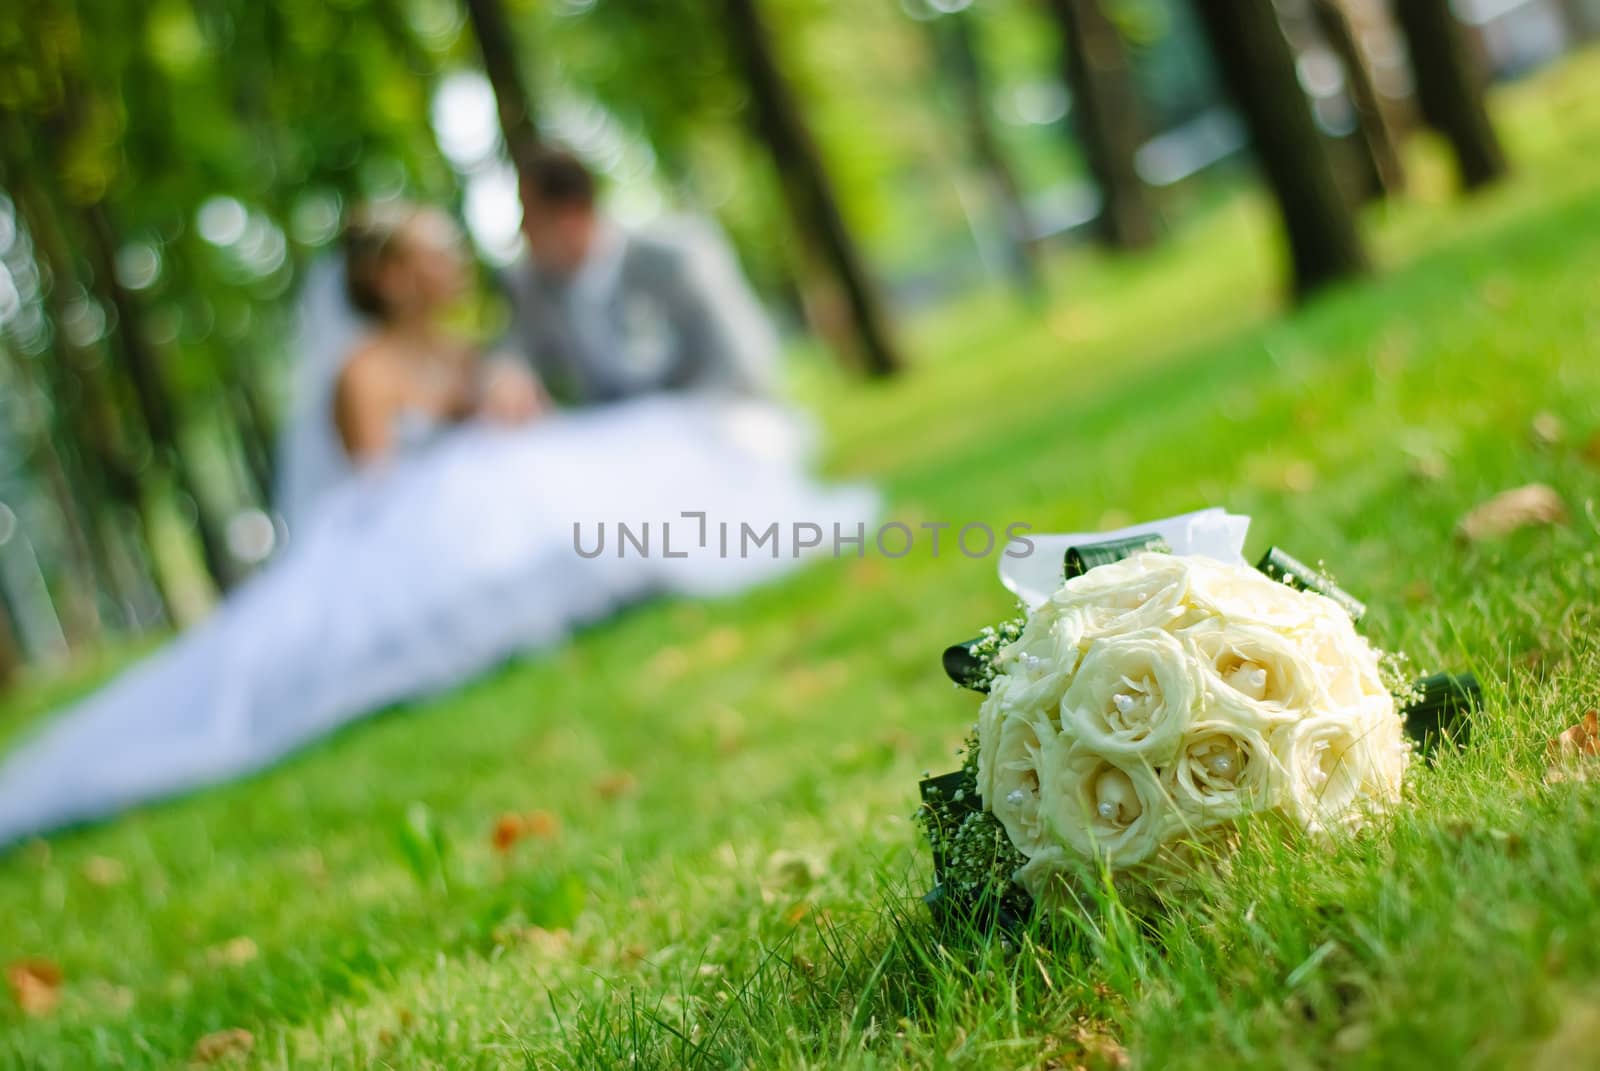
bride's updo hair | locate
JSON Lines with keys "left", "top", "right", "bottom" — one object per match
{"left": 342, "top": 202, "right": 420, "bottom": 321}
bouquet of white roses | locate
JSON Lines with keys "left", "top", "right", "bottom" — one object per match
{"left": 919, "top": 510, "right": 1477, "bottom": 918}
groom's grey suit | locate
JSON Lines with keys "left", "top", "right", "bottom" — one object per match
{"left": 502, "top": 218, "right": 780, "bottom": 406}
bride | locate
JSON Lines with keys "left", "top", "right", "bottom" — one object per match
{"left": 0, "top": 204, "right": 876, "bottom": 848}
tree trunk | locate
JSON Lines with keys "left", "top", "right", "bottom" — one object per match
{"left": 3, "top": 160, "right": 170, "bottom": 625}
{"left": 227, "top": 380, "right": 276, "bottom": 507}
{"left": 79, "top": 202, "right": 234, "bottom": 591}
{"left": 20, "top": 401, "right": 105, "bottom": 646}
{"left": 1558, "top": 0, "right": 1597, "bottom": 41}
{"left": 1389, "top": 0, "right": 1507, "bottom": 190}
{"left": 461, "top": 0, "right": 543, "bottom": 177}
{"left": 1042, "top": 0, "right": 1159, "bottom": 250}
{"left": 1189, "top": 0, "right": 1371, "bottom": 300}
{"left": 722, "top": 0, "right": 905, "bottom": 376}
{"left": 929, "top": 11, "right": 1046, "bottom": 297}
{"left": 1312, "top": 0, "right": 1405, "bottom": 199}
{"left": 0, "top": 583, "right": 21, "bottom": 693}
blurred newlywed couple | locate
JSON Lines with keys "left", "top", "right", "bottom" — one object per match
{"left": 0, "top": 150, "right": 875, "bottom": 848}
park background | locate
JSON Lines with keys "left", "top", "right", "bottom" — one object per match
{"left": 3, "top": 1, "right": 1600, "bottom": 1067}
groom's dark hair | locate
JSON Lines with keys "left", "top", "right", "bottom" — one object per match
{"left": 522, "top": 148, "right": 596, "bottom": 209}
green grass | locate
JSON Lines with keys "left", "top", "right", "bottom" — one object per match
{"left": 6, "top": 54, "right": 1600, "bottom": 1069}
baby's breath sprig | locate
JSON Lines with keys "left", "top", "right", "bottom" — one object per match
{"left": 916, "top": 748, "right": 1029, "bottom": 910}
{"left": 1379, "top": 648, "right": 1426, "bottom": 709}
{"left": 961, "top": 610, "right": 1026, "bottom": 689}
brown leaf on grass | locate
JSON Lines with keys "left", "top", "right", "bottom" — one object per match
{"left": 1582, "top": 430, "right": 1600, "bottom": 466}
{"left": 1282, "top": 460, "right": 1317, "bottom": 494}
{"left": 765, "top": 850, "right": 823, "bottom": 891}
{"left": 1550, "top": 711, "right": 1599, "bottom": 758}
{"left": 1479, "top": 276, "right": 1514, "bottom": 310}
{"left": 82, "top": 856, "right": 127, "bottom": 887}
{"left": 1408, "top": 453, "right": 1449, "bottom": 483}
{"left": 1530, "top": 411, "right": 1566, "bottom": 447}
{"left": 523, "top": 809, "right": 560, "bottom": 838}
{"left": 1403, "top": 580, "right": 1434, "bottom": 606}
{"left": 205, "top": 937, "right": 258, "bottom": 969}
{"left": 1546, "top": 711, "right": 1600, "bottom": 784}
{"left": 702, "top": 627, "right": 744, "bottom": 662}
{"left": 491, "top": 813, "right": 526, "bottom": 854}
{"left": 646, "top": 645, "right": 690, "bottom": 684}
{"left": 1456, "top": 484, "right": 1567, "bottom": 543}
{"left": 491, "top": 810, "right": 561, "bottom": 854}
{"left": 6, "top": 960, "right": 63, "bottom": 1018}
{"left": 190, "top": 1028, "right": 254, "bottom": 1065}
{"left": 594, "top": 771, "right": 638, "bottom": 800}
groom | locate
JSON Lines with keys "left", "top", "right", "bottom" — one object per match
{"left": 503, "top": 149, "right": 780, "bottom": 406}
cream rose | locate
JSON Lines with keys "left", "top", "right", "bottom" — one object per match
{"left": 1059, "top": 628, "right": 1199, "bottom": 761}
{"left": 1183, "top": 556, "right": 1323, "bottom": 630}
{"left": 1040, "top": 748, "right": 1173, "bottom": 868}
{"left": 1183, "top": 619, "right": 1326, "bottom": 729}
{"left": 1048, "top": 552, "right": 1193, "bottom": 637}
{"left": 1272, "top": 706, "right": 1406, "bottom": 833}
{"left": 1300, "top": 614, "right": 1388, "bottom": 707}
{"left": 986, "top": 717, "right": 1062, "bottom": 858}
{"left": 992, "top": 604, "right": 1089, "bottom": 714}
{"left": 1168, "top": 720, "right": 1278, "bottom": 821}
{"left": 1012, "top": 846, "right": 1074, "bottom": 905}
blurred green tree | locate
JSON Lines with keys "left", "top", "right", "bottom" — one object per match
{"left": 719, "top": 0, "right": 905, "bottom": 376}
{"left": 1389, "top": 0, "right": 1508, "bottom": 190}
{"left": 1041, "top": 0, "right": 1160, "bottom": 249}
{"left": 1187, "top": 0, "right": 1370, "bottom": 300}
{"left": 922, "top": 4, "right": 1045, "bottom": 297}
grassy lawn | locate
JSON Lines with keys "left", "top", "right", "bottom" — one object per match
{"left": 5, "top": 53, "right": 1600, "bottom": 1070}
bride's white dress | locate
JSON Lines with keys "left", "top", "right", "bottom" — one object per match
{"left": 0, "top": 397, "right": 876, "bottom": 846}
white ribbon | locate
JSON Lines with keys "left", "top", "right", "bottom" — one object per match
{"left": 999, "top": 507, "right": 1252, "bottom": 610}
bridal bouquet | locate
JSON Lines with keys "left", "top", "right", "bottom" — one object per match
{"left": 920, "top": 510, "right": 1477, "bottom": 918}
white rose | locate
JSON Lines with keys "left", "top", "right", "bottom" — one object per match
{"left": 1059, "top": 628, "right": 1200, "bottom": 762}
{"left": 1182, "top": 619, "right": 1326, "bottom": 730}
{"left": 1352, "top": 692, "right": 1410, "bottom": 797}
{"left": 1167, "top": 720, "right": 1279, "bottom": 822}
{"left": 1300, "top": 614, "right": 1388, "bottom": 707}
{"left": 975, "top": 685, "right": 1009, "bottom": 806}
{"left": 1183, "top": 557, "right": 1323, "bottom": 630}
{"left": 992, "top": 604, "right": 1089, "bottom": 714}
{"left": 1048, "top": 552, "right": 1193, "bottom": 637}
{"left": 986, "top": 716, "right": 1063, "bottom": 858}
{"left": 1272, "top": 705, "right": 1406, "bottom": 833}
{"left": 1012, "top": 845, "right": 1074, "bottom": 906}
{"left": 1040, "top": 748, "right": 1174, "bottom": 868}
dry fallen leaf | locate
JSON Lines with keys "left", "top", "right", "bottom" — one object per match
{"left": 1550, "top": 711, "right": 1600, "bottom": 758}
{"left": 523, "top": 809, "right": 560, "bottom": 838}
{"left": 594, "top": 771, "right": 638, "bottom": 800}
{"left": 1403, "top": 580, "right": 1434, "bottom": 606}
{"left": 1546, "top": 711, "right": 1600, "bottom": 784}
{"left": 191, "top": 1028, "right": 254, "bottom": 1065}
{"left": 6, "top": 960, "right": 63, "bottom": 1018}
{"left": 1282, "top": 460, "right": 1317, "bottom": 494}
{"left": 491, "top": 810, "right": 561, "bottom": 854}
{"left": 205, "top": 937, "right": 258, "bottom": 969}
{"left": 1530, "top": 411, "right": 1566, "bottom": 447}
{"left": 1582, "top": 430, "right": 1600, "bottom": 466}
{"left": 703, "top": 627, "right": 744, "bottom": 662}
{"left": 646, "top": 646, "right": 690, "bottom": 683}
{"left": 1408, "top": 453, "right": 1449, "bottom": 483}
{"left": 491, "top": 813, "right": 526, "bottom": 854}
{"left": 1456, "top": 484, "right": 1567, "bottom": 543}
{"left": 765, "top": 850, "right": 824, "bottom": 891}
{"left": 82, "top": 856, "right": 127, "bottom": 887}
